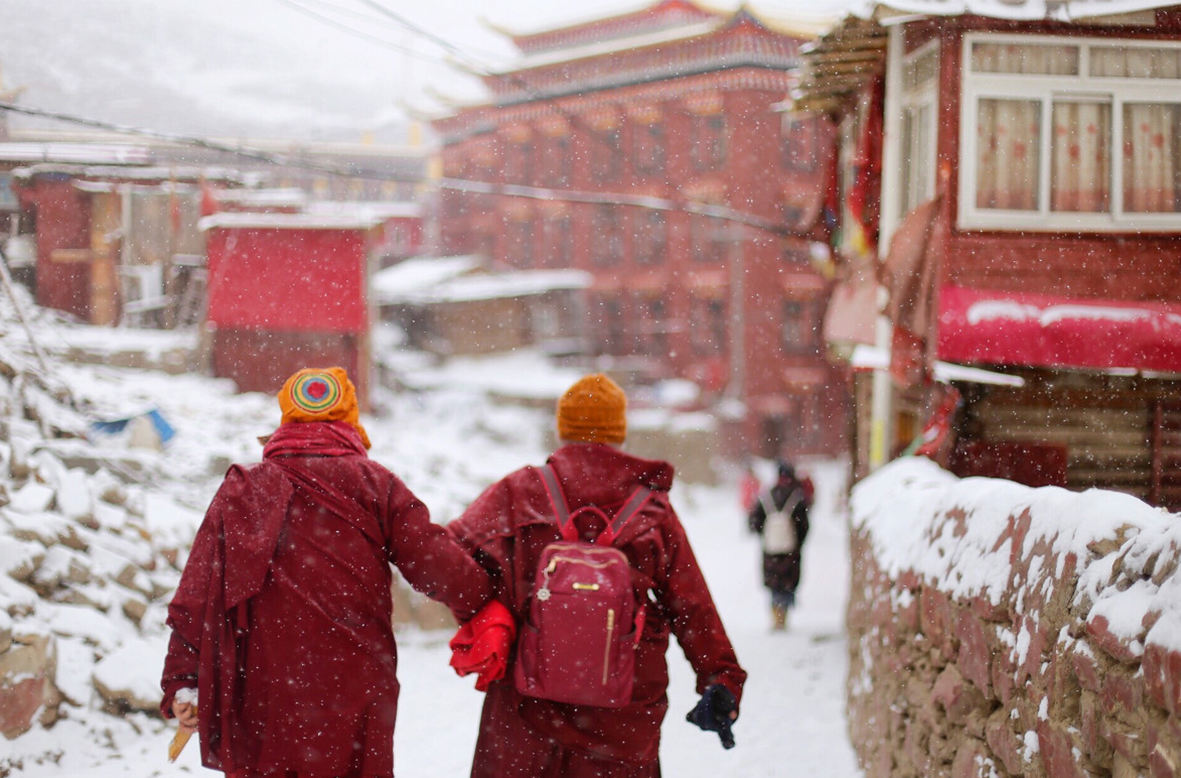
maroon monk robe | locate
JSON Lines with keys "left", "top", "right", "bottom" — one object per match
{"left": 161, "top": 421, "right": 492, "bottom": 778}
{"left": 447, "top": 442, "right": 747, "bottom": 778}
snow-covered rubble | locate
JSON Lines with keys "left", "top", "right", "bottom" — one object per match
{"left": 0, "top": 285, "right": 259, "bottom": 760}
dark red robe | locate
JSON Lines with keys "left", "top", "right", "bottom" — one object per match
{"left": 447, "top": 442, "right": 747, "bottom": 778}
{"left": 161, "top": 421, "right": 492, "bottom": 777}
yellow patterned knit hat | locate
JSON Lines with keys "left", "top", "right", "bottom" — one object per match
{"left": 278, "top": 367, "right": 371, "bottom": 449}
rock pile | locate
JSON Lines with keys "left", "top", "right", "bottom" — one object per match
{"left": 0, "top": 295, "right": 203, "bottom": 746}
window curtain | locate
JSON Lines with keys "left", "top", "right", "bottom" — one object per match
{"left": 971, "top": 42, "right": 1078, "bottom": 75}
{"left": 975, "top": 98, "right": 1041, "bottom": 210}
{"left": 1123, "top": 104, "right": 1180, "bottom": 213}
{"left": 1051, "top": 101, "right": 1111, "bottom": 212}
{"left": 1091, "top": 48, "right": 1180, "bottom": 213}
{"left": 1091, "top": 47, "right": 1181, "bottom": 79}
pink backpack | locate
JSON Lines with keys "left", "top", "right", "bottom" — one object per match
{"left": 513, "top": 465, "right": 651, "bottom": 708}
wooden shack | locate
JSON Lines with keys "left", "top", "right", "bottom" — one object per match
{"left": 200, "top": 211, "right": 382, "bottom": 405}
{"left": 11, "top": 163, "right": 245, "bottom": 326}
{"left": 373, "top": 255, "right": 590, "bottom": 356}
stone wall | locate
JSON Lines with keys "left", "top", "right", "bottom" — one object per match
{"left": 846, "top": 458, "right": 1181, "bottom": 778}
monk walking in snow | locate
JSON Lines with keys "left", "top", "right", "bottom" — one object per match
{"left": 160, "top": 366, "right": 493, "bottom": 778}
{"left": 447, "top": 373, "right": 747, "bottom": 778}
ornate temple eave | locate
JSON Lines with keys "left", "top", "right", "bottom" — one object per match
{"left": 484, "top": 22, "right": 803, "bottom": 106}
{"left": 489, "top": 0, "right": 724, "bottom": 56}
{"left": 492, "top": 57, "right": 798, "bottom": 108}
{"left": 435, "top": 66, "right": 798, "bottom": 145}
{"left": 496, "top": 19, "right": 725, "bottom": 73}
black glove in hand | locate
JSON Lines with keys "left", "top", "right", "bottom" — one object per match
{"left": 685, "top": 684, "right": 738, "bottom": 749}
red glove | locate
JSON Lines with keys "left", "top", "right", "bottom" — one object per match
{"left": 449, "top": 600, "right": 516, "bottom": 691}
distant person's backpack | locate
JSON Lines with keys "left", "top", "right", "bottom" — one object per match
{"left": 758, "top": 489, "right": 803, "bottom": 555}
{"left": 514, "top": 465, "right": 651, "bottom": 708}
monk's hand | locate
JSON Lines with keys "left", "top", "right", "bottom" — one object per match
{"left": 172, "top": 699, "right": 198, "bottom": 731}
{"left": 685, "top": 684, "right": 738, "bottom": 749}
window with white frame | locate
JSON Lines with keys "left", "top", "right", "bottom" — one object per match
{"left": 900, "top": 41, "right": 940, "bottom": 215}
{"left": 959, "top": 34, "right": 1181, "bottom": 231}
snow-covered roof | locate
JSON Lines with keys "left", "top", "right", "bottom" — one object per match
{"left": 0, "top": 142, "right": 153, "bottom": 166}
{"left": 213, "top": 188, "right": 307, "bottom": 208}
{"left": 12, "top": 164, "right": 259, "bottom": 186}
{"left": 866, "top": 0, "right": 1174, "bottom": 21}
{"left": 503, "top": 19, "right": 722, "bottom": 71}
{"left": 305, "top": 200, "right": 422, "bottom": 220}
{"left": 406, "top": 269, "right": 592, "bottom": 304}
{"left": 197, "top": 211, "right": 386, "bottom": 231}
{"left": 372, "top": 255, "right": 590, "bottom": 306}
{"left": 72, "top": 180, "right": 202, "bottom": 194}
{"left": 371, "top": 255, "right": 482, "bottom": 303}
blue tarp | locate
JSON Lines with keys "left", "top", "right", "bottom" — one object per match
{"left": 90, "top": 408, "right": 176, "bottom": 444}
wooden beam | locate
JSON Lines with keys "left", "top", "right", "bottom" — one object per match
{"left": 805, "top": 60, "right": 884, "bottom": 77}
{"left": 792, "top": 73, "right": 873, "bottom": 91}
{"left": 804, "top": 49, "right": 888, "bottom": 65}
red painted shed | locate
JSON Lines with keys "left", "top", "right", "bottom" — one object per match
{"left": 199, "top": 212, "right": 382, "bottom": 405}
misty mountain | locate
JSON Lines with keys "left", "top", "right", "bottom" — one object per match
{"left": 0, "top": 0, "right": 435, "bottom": 143}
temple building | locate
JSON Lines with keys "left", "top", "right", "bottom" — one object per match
{"left": 431, "top": 0, "right": 847, "bottom": 457}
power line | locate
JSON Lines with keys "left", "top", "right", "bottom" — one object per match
{"left": 351, "top": 0, "right": 486, "bottom": 72}
{"left": 349, "top": 0, "right": 634, "bottom": 163}
{"left": 0, "top": 100, "right": 412, "bottom": 182}
{"left": 270, "top": 0, "right": 445, "bottom": 66}
{"left": 0, "top": 100, "right": 793, "bottom": 238}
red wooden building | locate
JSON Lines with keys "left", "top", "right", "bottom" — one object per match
{"left": 432, "top": 0, "right": 846, "bottom": 458}
{"left": 11, "top": 163, "right": 246, "bottom": 326}
{"left": 200, "top": 212, "right": 383, "bottom": 405}
{"left": 791, "top": 2, "right": 1181, "bottom": 507}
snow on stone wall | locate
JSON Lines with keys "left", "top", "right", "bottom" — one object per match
{"left": 847, "top": 457, "right": 1181, "bottom": 778}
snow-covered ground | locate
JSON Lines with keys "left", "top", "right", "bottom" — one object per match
{"left": 2, "top": 321, "right": 861, "bottom": 777}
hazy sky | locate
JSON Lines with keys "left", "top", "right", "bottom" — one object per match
{"left": 0, "top": 0, "right": 852, "bottom": 142}
{"left": 236, "top": 0, "right": 849, "bottom": 111}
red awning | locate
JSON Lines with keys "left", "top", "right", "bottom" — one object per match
{"left": 938, "top": 285, "right": 1181, "bottom": 373}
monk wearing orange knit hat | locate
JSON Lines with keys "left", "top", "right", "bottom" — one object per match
{"left": 162, "top": 366, "right": 493, "bottom": 778}
{"left": 447, "top": 373, "right": 747, "bottom": 778}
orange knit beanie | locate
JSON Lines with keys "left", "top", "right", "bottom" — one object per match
{"left": 556, "top": 373, "right": 627, "bottom": 445}
{"left": 278, "top": 367, "right": 371, "bottom": 449}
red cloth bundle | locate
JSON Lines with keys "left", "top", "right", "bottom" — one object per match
{"left": 449, "top": 600, "right": 516, "bottom": 691}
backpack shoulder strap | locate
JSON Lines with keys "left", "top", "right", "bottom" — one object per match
{"left": 537, "top": 465, "right": 652, "bottom": 544}
{"left": 609, "top": 486, "right": 652, "bottom": 537}
{"left": 537, "top": 464, "right": 571, "bottom": 529}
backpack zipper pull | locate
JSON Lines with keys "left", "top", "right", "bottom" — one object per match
{"left": 602, "top": 608, "right": 616, "bottom": 685}
{"left": 537, "top": 558, "right": 557, "bottom": 601}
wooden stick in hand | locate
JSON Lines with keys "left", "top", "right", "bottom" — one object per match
{"left": 168, "top": 709, "right": 196, "bottom": 762}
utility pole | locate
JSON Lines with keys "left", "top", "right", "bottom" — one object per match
{"left": 724, "top": 220, "right": 745, "bottom": 402}
{"left": 869, "top": 24, "right": 906, "bottom": 470}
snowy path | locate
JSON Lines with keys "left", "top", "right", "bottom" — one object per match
{"left": 392, "top": 461, "right": 862, "bottom": 777}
